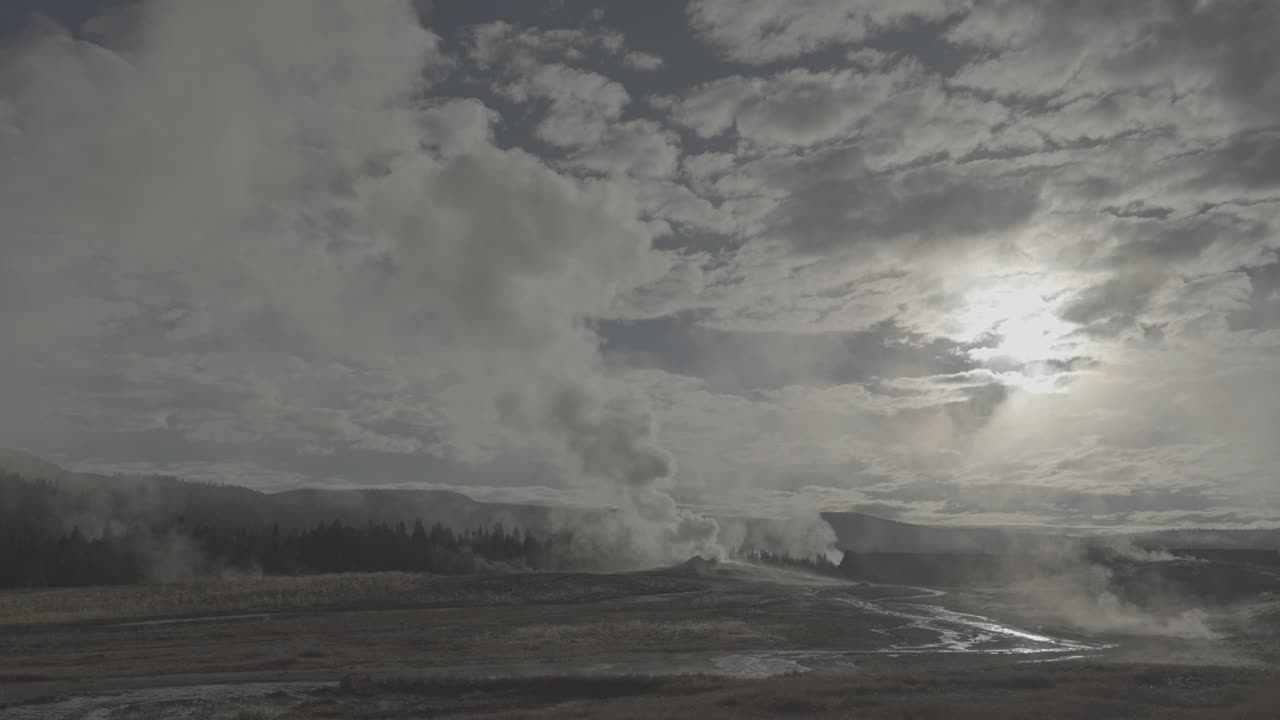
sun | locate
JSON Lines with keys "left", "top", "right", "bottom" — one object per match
{"left": 953, "top": 283, "right": 1074, "bottom": 366}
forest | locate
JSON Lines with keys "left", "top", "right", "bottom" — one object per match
{"left": 0, "top": 517, "right": 566, "bottom": 588}
{"left": 0, "top": 470, "right": 848, "bottom": 589}
{"left": 0, "top": 470, "right": 567, "bottom": 588}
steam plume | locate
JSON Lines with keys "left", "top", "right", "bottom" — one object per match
{"left": 504, "top": 382, "right": 722, "bottom": 567}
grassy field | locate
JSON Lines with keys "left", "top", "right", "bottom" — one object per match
{"left": 0, "top": 571, "right": 706, "bottom": 626}
{"left": 2, "top": 566, "right": 1276, "bottom": 718}
{"left": 60, "top": 665, "right": 1280, "bottom": 719}
{"left": 328, "top": 666, "right": 1280, "bottom": 719}
{"left": 0, "top": 573, "right": 423, "bottom": 626}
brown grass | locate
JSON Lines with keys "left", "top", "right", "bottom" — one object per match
{"left": 286, "top": 664, "right": 1280, "bottom": 719}
{"left": 60, "top": 696, "right": 291, "bottom": 720}
{"left": 0, "top": 571, "right": 708, "bottom": 627}
{"left": 496, "top": 618, "right": 777, "bottom": 649}
{"left": 0, "top": 573, "right": 424, "bottom": 625}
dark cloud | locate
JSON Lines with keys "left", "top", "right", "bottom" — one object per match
{"left": 600, "top": 315, "right": 974, "bottom": 394}
{"left": 1115, "top": 214, "right": 1269, "bottom": 266}
{"left": 687, "top": 0, "right": 966, "bottom": 65}
{"left": 1189, "top": 130, "right": 1280, "bottom": 191}
{"left": 877, "top": 480, "right": 1213, "bottom": 523}
{"left": 767, "top": 161, "right": 1041, "bottom": 255}
{"left": 949, "top": 0, "right": 1280, "bottom": 114}
{"left": 1228, "top": 261, "right": 1280, "bottom": 332}
{"left": 890, "top": 380, "right": 1011, "bottom": 434}
{"left": 1058, "top": 274, "right": 1161, "bottom": 329}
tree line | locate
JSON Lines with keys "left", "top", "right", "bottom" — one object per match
{"left": 0, "top": 470, "right": 843, "bottom": 588}
{"left": 0, "top": 470, "right": 572, "bottom": 588}
{"left": 0, "top": 515, "right": 572, "bottom": 589}
{"left": 728, "top": 546, "right": 840, "bottom": 575}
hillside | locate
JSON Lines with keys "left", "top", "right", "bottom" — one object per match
{"left": 0, "top": 448, "right": 69, "bottom": 482}
{"left": 5, "top": 449, "right": 1275, "bottom": 554}
{"left": 0, "top": 450, "right": 563, "bottom": 537}
{"left": 822, "top": 510, "right": 1280, "bottom": 554}
{"left": 1127, "top": 528, "right": 1280, "bottom": 551}
{"left": 819, "top": 511, "right": 1071, "bottom": 554}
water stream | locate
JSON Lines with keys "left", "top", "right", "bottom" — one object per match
{"left": 712, "top": 583, "right": 1105, "bottom": 678}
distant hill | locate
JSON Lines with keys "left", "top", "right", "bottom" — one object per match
{"left": 822, "top": 510, "right": 1280, "bottom": 553}
{"left": 819, "top": 511, "right": 1067, "bottom": 554}
{"left": 0, "top": 448, "right": 69, "bottom": 482}
{"left": 6, "top": 449, "right": 1275, "bottom": 552}
{"left": 0, "top": 450, "right": 569, "bottom": 537}
{"left": 1126, "top": 528, "right": 1280, "bottom": 551}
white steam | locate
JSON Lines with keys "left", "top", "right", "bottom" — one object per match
{"left": 503, "top": 383, "right": 722, "bottom": 567}
{"left": 1009, "top": 562, "right": 1216, "bottom": 640}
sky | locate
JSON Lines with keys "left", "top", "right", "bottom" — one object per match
{"left": 1, "top": 0, "right": 1278, "bottom": 532}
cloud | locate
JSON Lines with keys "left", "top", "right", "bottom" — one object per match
{"left": 463, "top": 19, "right": 670, "bottom": 150}
{"left": 466, "top": 20, "right": 627, "bottom": 71}
{"left": 2, "top": 0, "right": 1279, "bottom": 534}
{"left": 567, "top": 119, "right": 682, "bottom": 178}
{"left": 417, "top": 98, "right": 502, "bottom": 156}
{"left": 623, "top": 50, "right": 664, "bottom": 71}
{"left": 948, "top": 0, "right": 1280, "bottom": 126}
{"left": 688, "top": 0, "right": 967, "bottom": 64}
{"left": 670, "top": 64, "right": 922, "bottom": 148}
{"left": 763, "top": 159, "right": 1042, "bottom": 255}
{"left": 0, "top": 1, "right": 661, "bottom": 467}
{"left": 609, "top": 256, "right": 707, "bottom": 319}
{"left": 501, "top": 62, "right": 630, "bottom": 147}
{"left": 1186, "top": 130, "right": 1280, "bottom": 192}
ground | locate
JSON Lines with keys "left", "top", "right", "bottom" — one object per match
{"left": 1, "top": 562, "right": 1277, "bottom": 718}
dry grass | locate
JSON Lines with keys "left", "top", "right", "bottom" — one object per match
{"left": 0, "top": 573, "right": 424, "bottom": 626}
{"left": 105, "top": 701, "right": 286, "bottom": 720}
{"left": 285, "top": 664, "right": 1280, "bottom": 719}
{"left": 1250, "top": 599, "right": 1280, "bottom": 630}
{"left": 5, "top": 568, "right": 1275, "bottom": 718}
{"left": 21, "top": 667, "right": 1277, "bottom": 719}
{"left": 0, "top": 571, "right": 709, "bottom": 626}
{"left": 499, "top": 618, "right": 776, "bottom": 648}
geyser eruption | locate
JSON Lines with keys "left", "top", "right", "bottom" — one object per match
{"left": 505, "top": 383, "right": 722, "bottom": 567}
